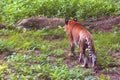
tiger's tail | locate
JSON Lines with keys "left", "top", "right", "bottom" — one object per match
{"left": 85, "top": 37, "right": 96, "bottom": 67}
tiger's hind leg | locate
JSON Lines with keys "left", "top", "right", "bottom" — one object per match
{"left": 79, "top": 44, "right": 88, "bottom": 68}
{"left": 91, "top": 53, "right": 97, "bottom": 68}
{"left": 83, "top": 55, "right": 88, "bottom": 68}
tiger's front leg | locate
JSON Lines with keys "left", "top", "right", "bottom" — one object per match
{"left": 70, "top": 43, "right": 76, "bottom": 56}
{"left": 79, "top": 53, "right": 83, "bottom": 64}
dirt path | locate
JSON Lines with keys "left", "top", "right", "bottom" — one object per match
{"left": 82, "top": 14, "right": 120, "bottom": 32}
{"left": 15, "top": 15, "right": 120, "bottom": 32}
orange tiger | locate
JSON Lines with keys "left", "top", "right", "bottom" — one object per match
{"left": 64, "top": 18, "right": 97, "bottom": 71}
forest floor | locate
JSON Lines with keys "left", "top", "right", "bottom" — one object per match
{"left": 64, "top": 51, "right": 120, "bottom": 80}
{"left": 0, "top": 15, "right": 120, "bottom": 80}
{"left": 0, "top": 50, "right": 120, "bottom": 80}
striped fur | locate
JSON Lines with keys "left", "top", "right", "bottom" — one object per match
{"left": 64, "top": 18, "right": 97, "bottom": 69}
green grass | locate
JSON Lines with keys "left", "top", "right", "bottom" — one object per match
{"left": 93, "top": 31, "right": 120, "bottom": 68}
{"left": 0, "top": 27, "right": 120, "bottom": 79}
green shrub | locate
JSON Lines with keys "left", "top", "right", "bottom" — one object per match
{"left": 76, "top": 0, "right": 120, "bottom": 20}
{"left": 0, "top": 39, "right": 14, "bottom": 52}
{"left": 0, "top": 0, "right": 120, "bottom": 26}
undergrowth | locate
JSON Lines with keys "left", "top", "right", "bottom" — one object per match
{"left": 0, "top": 27, "right": 120, "bottom": 79}
{"left": 0, "top": 0, "right": 120, "bottom": 26}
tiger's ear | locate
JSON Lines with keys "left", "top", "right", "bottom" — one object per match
{"left": 73, "top": 18, "right": 77, "bottom": 22}
{"left": 65, "top": 18, "right": 69, "bottom": 25}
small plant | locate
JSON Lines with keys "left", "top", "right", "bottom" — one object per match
{"left": 95, "top": 74, "right": 110, "bottom": 80}
{"left": 52, "top": 49, "right": 64, "bottom": 56}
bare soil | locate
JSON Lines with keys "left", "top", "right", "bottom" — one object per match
{"left": 16, "top": 16, "right": 64, "bottom": 29}
{"left": 82, "top": 14, "right": 120, "bottom": 32}
{"left": 0, "top": 24, "right": 5, "bottom": 29}
{"left": 15, "top": 15, "right": 120, "bottom": 32}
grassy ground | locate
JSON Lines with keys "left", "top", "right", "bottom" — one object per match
{"left": 0, "top": 27, "right": 120, "bottom": 79}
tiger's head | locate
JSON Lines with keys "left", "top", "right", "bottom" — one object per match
{"left": 64, "top": 18, "right": 77, "bottom": 33}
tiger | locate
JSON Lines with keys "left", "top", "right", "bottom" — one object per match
{"left": 64, "top": 18, "right": 97, "bottom": 71}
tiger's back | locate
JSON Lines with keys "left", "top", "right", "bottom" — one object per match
{"left": 65, "top": 20, "right": 94, "bottom": 51}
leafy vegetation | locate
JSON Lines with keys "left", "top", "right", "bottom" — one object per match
{"left": 0, "top": 0, "right": 120, "bottom": 26}
{"left": 93, "top": 31, "right": 120, "bottom": 68}
{"left": 0, "top": 27, "right": 119, "bottom": 79}
{"left": 0, "top": 0, "right": 120, "bottom": 79}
